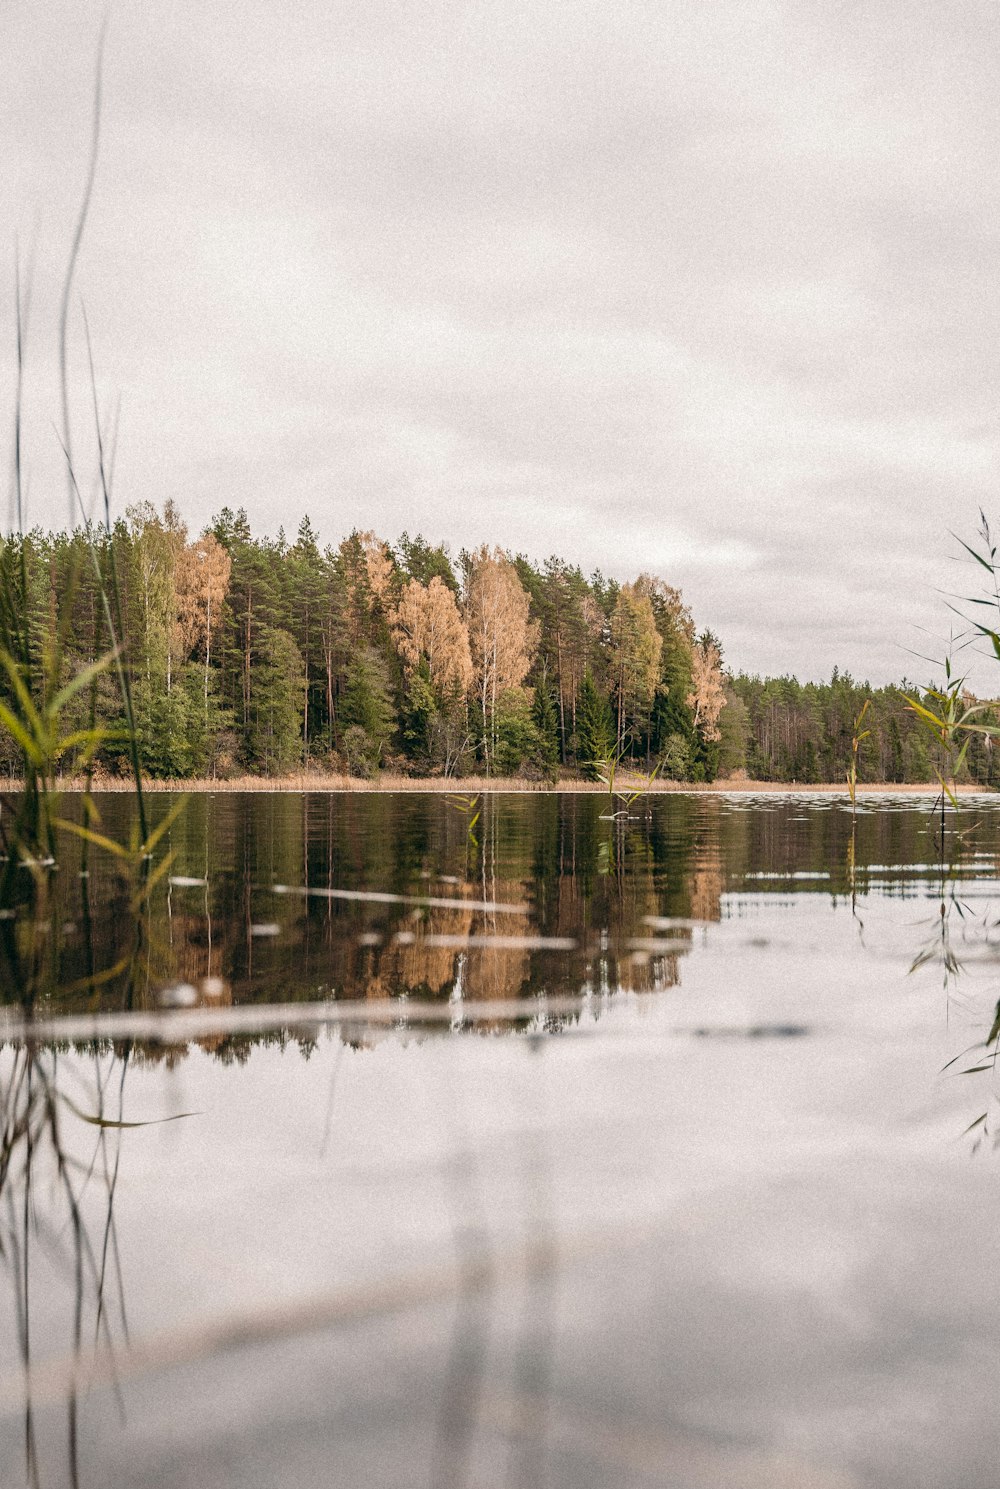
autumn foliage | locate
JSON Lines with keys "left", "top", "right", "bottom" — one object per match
{"left": 0, "top": 509, "right": 730, "bottom": 782}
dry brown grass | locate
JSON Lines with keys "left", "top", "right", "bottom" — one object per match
{"left": 35, "top": 772, "right": 987, "bottom": 795}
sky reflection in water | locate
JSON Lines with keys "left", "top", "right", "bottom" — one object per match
{"left": 3, "top": 792, "right": 1000, "bottom": 1489}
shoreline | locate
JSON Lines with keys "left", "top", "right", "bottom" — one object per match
{"left": 9, "top": 775, "right": 988, "bottom": 796}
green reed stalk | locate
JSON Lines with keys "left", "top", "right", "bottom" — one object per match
{"left": 0, "top": 35, "right": 165, "bottom": 1000}
{"left": 846, "top": 698, "right": 870, "bottom": 811}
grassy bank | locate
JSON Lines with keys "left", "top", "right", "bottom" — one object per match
{"left": 32, "top": 773, "right": 988, "bottom": 794}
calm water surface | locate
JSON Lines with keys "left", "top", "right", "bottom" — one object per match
{"left": 3, "top": 791, "right": 1000, "bottom": 1488}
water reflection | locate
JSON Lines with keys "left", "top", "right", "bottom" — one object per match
{"left": 901, "top": 799, "right": 1000, "bottom": 1151}
{"left": 8, "top": 791, "right": 1000, "bottom": 1042}
{"left": 5, "top": 793, "right": 1000, "bottom": 1486}
{"left": 0, "top": 1043, "right": 134, "bottom": 1488}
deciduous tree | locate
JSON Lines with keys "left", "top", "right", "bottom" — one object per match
{"left": 463, "top": 546, "right": 538, "bottom": 773}
{"left": 393, "top": 576, "right": 472, "bottom": 697}
{"left": 687, "top": 632, "right": 726, "bottom": 742}
{"left": 173, "top": 532, "right": 232, "bottom": 722}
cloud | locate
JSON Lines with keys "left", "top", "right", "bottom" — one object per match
{"left": 2, "top": 0, "right": 999, "bottom": 686}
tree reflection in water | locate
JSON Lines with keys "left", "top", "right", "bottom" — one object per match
{"left": 7, "top": 791, "right": 1000, "bottom": 1483}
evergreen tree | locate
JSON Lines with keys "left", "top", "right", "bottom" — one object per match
{"left": 495, "top": 690, "right": 545, "bottom": 777}
{"left": 399, "top": 659, "right": 438, "bottom": 767}
{"left": 532, "top": 681, "right": 560, "bottom": 769}
{"left": 575, "top": 672, "right": 614, "bottom": 779}
{"left": 339, "top": 646, "right": 395, "bottom": 773}
{"left": 248, "top": 626, "right": 305, "bottom": 773}
{"left": 395, "top": 531, "right": 459, "bottom": 592}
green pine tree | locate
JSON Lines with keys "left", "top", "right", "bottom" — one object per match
{"left": 575, "top": 672, "right": 615, "bottom": 779}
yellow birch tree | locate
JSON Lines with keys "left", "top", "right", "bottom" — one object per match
{"left": 687, "top": 634, "right": 726, "bottom": 742}
{"left": 393, "top": 576, "right": 472, "bottom": 697}
{"left": 173, "top": 532, "right": 232, "bottom": 719}
{"left": 463, "top": 546, "right": 538, "bottom": 772}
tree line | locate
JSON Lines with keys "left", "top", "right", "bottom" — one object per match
{"left": 721, "top": 671, "right": 1000, "bottom": 787}
{"left": 0, "top": 506, "right": 726, "bottom": 780}
{"left": 1, "top": 505, "right": 995, "bottom": 784}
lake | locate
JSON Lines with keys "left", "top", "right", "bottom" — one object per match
{"left": 2, "top": 790, "right": 1000, "bottom": 1488}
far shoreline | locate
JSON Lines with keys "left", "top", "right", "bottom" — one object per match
{"left": 17, "top": 775, "right": 989, "bottom": 796}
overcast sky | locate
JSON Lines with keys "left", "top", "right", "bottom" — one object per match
{"left": 3, "top": 1, "right": 1000, "bottom": 685}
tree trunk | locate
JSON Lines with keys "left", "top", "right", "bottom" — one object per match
{"left": 556, "top": 629, "right": 566, "bottom": 763}
{"left": 204, "top": 590, "right": 211, "bottom": 722}
{"left": 243, "top": 586, "right": 252, "bottom": 731}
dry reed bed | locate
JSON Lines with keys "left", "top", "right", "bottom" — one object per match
{"left": 30, "top": 774, "right": 985, "bottom": 795}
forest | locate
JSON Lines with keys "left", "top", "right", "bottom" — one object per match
{"left": 0, "top": 503, "right": 996, "bottom": 786}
